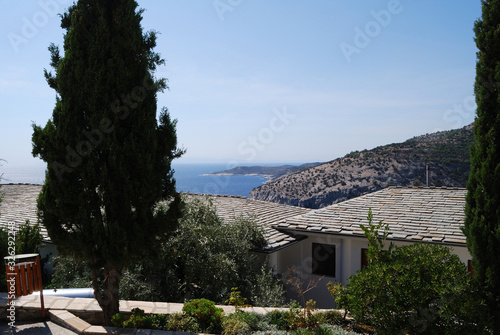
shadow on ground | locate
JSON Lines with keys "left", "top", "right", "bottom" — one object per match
{"left": 0, "top": 321, "right": 76, "bottom": 335}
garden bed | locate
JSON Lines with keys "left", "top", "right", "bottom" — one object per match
{"left": 111, "top": 299, "right": 371, "bottom": 335}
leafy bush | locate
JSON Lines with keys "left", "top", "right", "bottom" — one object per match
{"left": 252, "top": 330, "right": 288, "bottom": 335}
{"left": 46, "top": 254, "right": 92, "bottom": 289}
{"left": 314, "top": 310, "right": 343, "bottom": 326}
{"left": 226, "top": 287, "right": 251, "bottom": 311}
{"left": 264, "top": 310, "right": 292, "bottom": 331}
{"left": 182, "top": 298, "right": 224, "bottom": 333}
{"left": 165, "top": 312, "right": 201, "bottom": 333}
{"left": 112, "top": 308, "right": 154, "bottom": 329}
{"left": 15, "top": 220, "right": 44, "bottom": 255}
{"left": 333, "top": 243, "right": 486, "bottom": 335}
{"left": 47, "top": 197, "right": 286, "bottom": 306}
{"left": 290, "top": 325, "right": 359, "bottom": 335}
{"left": 222, "top": 313, "right": 252, "bottom": 335}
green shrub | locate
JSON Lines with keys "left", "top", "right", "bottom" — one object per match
{"left": 182, "top": 298, "right": 224, "bottom": 333}
{"left": 111, "top": 308, "right": 155, "bottom": 329}
{"left": 292, "top": 328, "right": 314, "bottom": 335}
{"left": 252, "top": 330, "right": 288, "bottom": 335}
{"left": 222, "top": 313, "right": 252, "bottom": 335}
{"left": 314, "top": 310, "right": 343, "bottom": 326}
{"left": 111, "top": 313, "right": 127, "bottom": 327}
{"left": 226, "top": 287, "right": 251, "bottom": 311}
{"left": 264, "top": 310, "right": 292, "bottom": 331}
{"left": 335, "top": 243, "right": 484, "bottom": 335}
{"left": 315, "top": 324, "right": 361, "bottom": 335}
{"left": 146, "top": 314, "right": 168, "bottom": 330}
{"left": 222, "top": 311, "right": 269, "bottom": 334}
{"left": 165, "top": 312, "right": 201, "bottom": 333}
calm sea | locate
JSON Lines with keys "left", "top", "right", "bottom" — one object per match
{"left": 0, "top": 163, "right": 268, "bottom": 197}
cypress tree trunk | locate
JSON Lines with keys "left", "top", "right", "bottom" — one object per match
{"left": 464, "top": 0, "right": 500, "bottom": 333}
{"left": 32, "top": 0, "right": 183, "bottom": 325}
{"left": 92, "top": 266, "right": 122, "bottom": 325}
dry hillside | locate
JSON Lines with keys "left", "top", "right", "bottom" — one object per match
{"left": 249, "top": 124, "right": 474, "bottom": 208}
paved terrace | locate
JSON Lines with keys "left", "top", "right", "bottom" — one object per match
{"left": 275, "top": 186, "right": 467, "bottom": 246}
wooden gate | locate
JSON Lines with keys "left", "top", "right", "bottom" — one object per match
{"left": 4, "top": 253, "right": 45, "bottom": 318}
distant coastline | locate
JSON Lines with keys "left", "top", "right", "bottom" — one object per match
{"left": 203, "top": 172, "right": 274, "bottom": 180}
{"left": 205, "top": 163, "right": 322, "bottom": 180}
{"left": 0, "top": 163, "right": 271, "bottom": 198}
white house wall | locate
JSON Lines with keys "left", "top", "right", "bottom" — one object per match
{"left": 275, "top": 233, "right": 473, "bottom": 309}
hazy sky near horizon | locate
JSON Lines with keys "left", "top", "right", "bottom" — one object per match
{"left": 1, "top": 0, "right": 481, "bottom": 170}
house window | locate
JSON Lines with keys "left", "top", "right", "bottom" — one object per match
{"left": 312, "top": 243, "right": 336, "bottom": 277}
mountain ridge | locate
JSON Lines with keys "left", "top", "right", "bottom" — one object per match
{"left": 248, "top": 124, "right": 474, "bottom": 209}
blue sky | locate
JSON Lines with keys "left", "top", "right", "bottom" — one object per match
{"left": 0, "top": 0, "right": 481, "bottom": 171}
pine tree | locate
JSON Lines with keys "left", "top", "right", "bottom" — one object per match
{"left": 32, "top": 0, "right": 183, "bottom": 324}
{"left": 464, "top": 0, "right": 500, "bottom": 333}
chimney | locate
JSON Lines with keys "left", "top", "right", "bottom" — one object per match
{"left": 426, "top": 164, "right": 430, "bottom": 187}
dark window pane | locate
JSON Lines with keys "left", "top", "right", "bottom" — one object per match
{"left": 312, "top": 243, "right": 335, "bottom": 277}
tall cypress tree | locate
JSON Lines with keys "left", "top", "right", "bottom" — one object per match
{"left": 464, "top": 0, "right": 500, "bottom": 333}
{"left": 32, "top": 0, "right": 183, "bottom": 324}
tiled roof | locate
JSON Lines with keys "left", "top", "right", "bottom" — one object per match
{"left": 186, "top": 194, "right": 311, "bottom": 252}
{"left": 0, "top": 184, "right": 49, "bottom": 241}
{"left": 1, "top": 184, "right": 469, "bottom": 250}
{"left": 0, "top": 184, "right": 310, "bottom": 251}
{"left": 275, "top": 186, "right": 467, "bottom": 246}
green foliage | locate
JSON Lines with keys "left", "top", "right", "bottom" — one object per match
{"left": 222, "top": 314, "right": 252, "bottom": 335}
{"left": 334, "top": 243, "right": 487, "bottom": 335}
{"left": 47, "top": 197, "right": 285, "bottom": 306}
{"left": 286, "top": 300, "right": 323, "bottom": 331}
{"left": 249, "top": 265, "right": 287, "bottom": 307}
{"left": 111, "top": 313, "right": 127, "bottom": 327}
{"left": 31, "top": 0, "right": 183, "bottom": 324}
{"left": 121, "top": 196, "right": 285, "bottom": 305}
{"left": 15, "top": 220, "right": 44, "bottom": 255}
{"left": 182, "top": 298, "right": 224, "bottom": 333}
{"left": 264, "top": 310, "right": 293, "bottom": 331}
{"left": 325, "top": 283, "right": 348, "bottom": 320}
{"left": 111, "top": 308, "right": 165, "bottom": 330}
{"left": 464, "top": 1, "right": 500, "bottom": 333}
{"left": 359, "top": 208, "right": 393, "bottom": 264}
{"left": 222, "top": 311, "right": 267, "bottom": 335}
{"left": 46, "top": 254, "right": 92, "bottom": 289}
{"left": 111, "top": 308, "right": 350, "bottom": 334}
{"left": 0, "top": 228, "right": 9, "bottom": 292}
{"left": 0, "top": 221, "right": 45, "bottom": 292}
{"left": 226, "top": 287, "right": 251, "bottom": 311}
{"left": 165, "top": 312, "right": 201, "bottom": 333}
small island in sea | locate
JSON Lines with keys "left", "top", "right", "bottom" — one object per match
{"left": 205, "top": 163, "right": 322, "bottom": 180}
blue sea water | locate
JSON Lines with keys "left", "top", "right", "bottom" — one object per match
{"left": 173, "top": 163, "right": 268, "bottom": 197}
{"left": 0, "top": 163, "right": 268, "bottom": 198}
